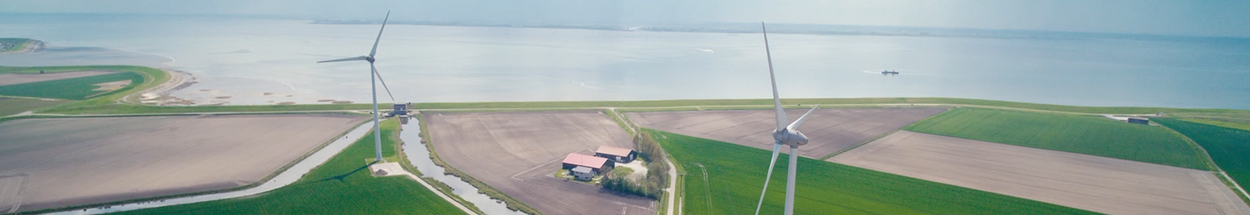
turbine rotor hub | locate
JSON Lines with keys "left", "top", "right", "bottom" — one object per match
{"left": 773, "top": 129, "right": 809, "bottom": 147}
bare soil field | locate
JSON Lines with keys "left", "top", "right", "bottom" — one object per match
{"left": 92, "top": 80, "right": 133, "bottom": 92}
{"left": 0, "top": 114, "right": 365, "bottom": 213}
{"left": 425, "top": 111, "right": 655, "bottom": 215}
{"left": 830, "top": 131, "right": 1250, "bottom": 215}
{"left": 0, "top": 174, "right": 25, "bottom": 213}
{"left": 627, "top": 107, "right": 946, "bottom": 158}
{"left": 0, "top": 71, "right": 115, "bottom": 86}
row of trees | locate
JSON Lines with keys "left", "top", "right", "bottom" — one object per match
{"left": 601, "top": 131, "right": 671, "bottom": 199}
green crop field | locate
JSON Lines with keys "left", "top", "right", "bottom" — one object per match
{"left": 0, "top": 72, "right": 143, "bottom": 100}
{"left": 650, "top": 129, "right": 1092, "bottom": 215}
{"left": 0, "top": 66, "right": 169, "bottom": 113}
{"left": 1181, "top": 118, "right": 1250, "bottom": 132}
{"left": 114, "top": 119, "right": 466, "bottom": 215}
{"left": 905, "top": 108, "right": 1209, "bottom": 170}
{"left": 1155, "top": 118, "right": 1250, "bottom": 194}
{"left": 0, "top": 38, "right": 35, "bottom": 52}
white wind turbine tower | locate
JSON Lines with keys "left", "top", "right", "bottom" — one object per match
{"left": 318, "top": 11, "right": 398, "bottom": 162}
{"left": 753, "top": 22, "right": 820, "bottom": 215}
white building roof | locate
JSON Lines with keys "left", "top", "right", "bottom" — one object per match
{"left": 571, "top": 166, "right": 593, "bottom": 173}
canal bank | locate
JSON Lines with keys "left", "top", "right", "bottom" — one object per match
{"left": 398, "top": 116, "right": 527, "bottom": 215}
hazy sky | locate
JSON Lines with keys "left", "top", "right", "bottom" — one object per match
{"left": 3, "top": 0, "right": 1248, "bottom": 37}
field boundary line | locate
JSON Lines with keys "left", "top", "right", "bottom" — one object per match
{"left": 821, "top": 128, "right": 903, "bottom": 160}
{"left": 393, "top": 123, "right": 486, "bottom": 215}
{"left": 1160, "top": 123, "right": 1250, "bottom": 205}
{"left": 378, "top": 162, "right": 480, "bottom": 215}
{"left": 416, "top": 113, "right": 547, "bottom": 215}
{"left": 511, "top": 151, "right": 580, "bottom": 182}
{"left": 695, "top": 163, "right": 712, "bottom": 212}
{"left": 10, "top": 115, "right": 371, "bottom": 214}
{"left": 1, "top": 173, "right": 28, "bottom": 214}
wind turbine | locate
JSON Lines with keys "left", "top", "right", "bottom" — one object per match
{"left": 318, "top": 11, "right": 397, "bottom": 162}
{"left": 753, "top": 22, "right": 820, "bottom": 215}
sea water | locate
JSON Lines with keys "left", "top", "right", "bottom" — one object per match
{"left": 1, "top": 14, "right": 1247, "bottom": 109}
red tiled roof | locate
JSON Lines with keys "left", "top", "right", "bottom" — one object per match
{"left": 596, "top": 145, "right": 634, "bottom": 157}
{"left": 563, "top": 153, "right": 608, "bottom": 168}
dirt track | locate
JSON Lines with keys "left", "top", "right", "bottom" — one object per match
{"left": 626, "top": 107, "right": 946, "bottom": 158}
{"left": 830, "top": 131, "right": 1250, "bottom": 215}
{"left": 0, "top": 114, "right": 365, "bottom": 213}
{"left": 0, "top": 71, "right": 116, "bottom": 86}
{"left": 425, "top": 111, "right": 655, "bottom": 215}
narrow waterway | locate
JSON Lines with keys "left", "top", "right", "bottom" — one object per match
{"left": 44, "top": 122, "right": 375, "bottom": 215}
{"left": 399, "top": 116, "right": 527, "bottom": 215}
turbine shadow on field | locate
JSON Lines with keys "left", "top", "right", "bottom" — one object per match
{"left": 315, "top": 161, "right": 377, "bottom": 183}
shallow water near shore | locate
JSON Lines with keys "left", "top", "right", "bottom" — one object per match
{"left": 1, "top": 14, "right": 1248, "bottom": 109}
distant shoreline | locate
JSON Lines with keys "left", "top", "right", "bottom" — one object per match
{"left": 0, "top": 38, "right": 42, "bottom": 54}
{"left": 310, "top": 20, "right": 1249, "bottom": 42}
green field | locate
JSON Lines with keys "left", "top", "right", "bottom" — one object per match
{"left": 1181, "top": 118, "right": 1250, "bottom": 132}
{"left": 0, "top": 97, "right": 69, "bottom": 116}
{"left": 0, "top": 72, "right": 144, "bottom": 100}
{"left": 0, "top": 38, "right": 35, "bottom": 52}
{"left": 0, "top": 66, "right": 168, "bottom": 113}
{"left": 904, "top": 108, "right": 1209, "bottom": 170}
{"left": 651, "top": 129, "right": 1092, "bottom": 215}
{"left": 1155, "top": 118, "right": 1250, "bottom": 194}
{"left": 114, "top": 119, "right": 466, "bottom": 215}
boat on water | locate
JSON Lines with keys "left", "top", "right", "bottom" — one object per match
{"left": 881, "top": 70, "right": 899, "bottom": 75}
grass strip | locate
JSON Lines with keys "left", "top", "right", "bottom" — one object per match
{"left": 905, "top": 108, "right": 1208, "bottom": 170}
{"left": 113, "top": 119, "right": 467, "bottom": 215}
{"left": 1155, "top": 118, "right": 1250, "bottom": 204}
{"left": 0, "top": 72, "right": 143, "bottom": 100}
{"left": 415, "top": 113, "right": 544, "bottom": 215}
{"left": 650, "top": 128, "right": 1093, "bottom": 214}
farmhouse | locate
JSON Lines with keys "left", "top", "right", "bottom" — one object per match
{"left": 594, "top": 145, "right": 637, "bottom": 163}
{"left": 562, "top": 153, "right": 613, "bottom": 174}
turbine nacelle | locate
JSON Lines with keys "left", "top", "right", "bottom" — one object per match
{"left": 772, "top": 129, "right": 809, "bottom": 147}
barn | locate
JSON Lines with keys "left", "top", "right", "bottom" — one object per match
{"left": 562, "top": 153, "right": 613, "bottom": 174}
{"left": 594, "top": 145, "right": 637, "bottom": 163}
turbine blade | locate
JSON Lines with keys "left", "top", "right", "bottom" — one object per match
{"left": 786, "top": 104, "right": 820, "bottom": 131}
{"left": 763, "top": 22, "right": 786, "bottom": 131}
{"left": 369, "top": 11, "right": 390, "bottom": 57}
{"left": 754, "top": 143, "right": 784, "bottom": 215}
{"left": 371, "top": 63, "right": 396, "bottom": 102}
{"left": 317, "top": 56, "right": 368, "bottom": 63}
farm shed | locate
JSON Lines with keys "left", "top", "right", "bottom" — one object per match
{"left": 595, "top": 145, "right": 637, "bottom": 163}
{"left": 562, "top": 153, "right": 613, "bottom": 173}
